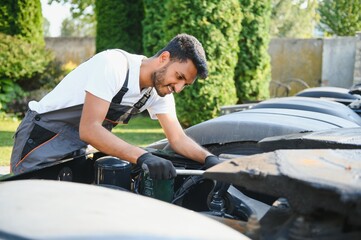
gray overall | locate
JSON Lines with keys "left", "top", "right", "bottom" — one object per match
{"left": 11, "top": 66, "right": 153, "bottom": 174}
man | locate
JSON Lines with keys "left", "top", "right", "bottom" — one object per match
{"left": 10, "top": 33, "right": 221, "bottom": 179}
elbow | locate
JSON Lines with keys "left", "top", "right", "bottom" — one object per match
{"left": 168, "top": 138, "right": 180, "bottom": 148}
{"left": 79, "top": 124, "right": 91, "bottom": 143}
{"left": 168, "top": 133, "right": 187, "bottom": 148}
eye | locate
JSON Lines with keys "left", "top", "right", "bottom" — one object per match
{"left": 176, "top": 73, "right": 183, "bottom": 80}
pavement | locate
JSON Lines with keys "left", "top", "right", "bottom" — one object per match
{"left": 0, "top": 166, "right": 10, "bottom": 175}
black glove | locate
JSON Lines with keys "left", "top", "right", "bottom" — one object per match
{"left": 137, "top": 152, "right": 177, "bottom": 180}
{"left": 203, "top": 155, "right": 222, "bottom": 169}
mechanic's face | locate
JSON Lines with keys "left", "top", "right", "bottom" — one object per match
{"left": 152, "top": 59, "right": 197, "bottom": 97}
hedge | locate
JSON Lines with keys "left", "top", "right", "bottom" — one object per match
{"left": 142, "top": 0, "right": 168, "bottom": 57}
{"left": 0, "top": 0, "right": 44, "bottom": 45}
{"left": 145, "top": 0, "right": 242, "bottom": 127}
{"left": 0, "top": 33, "right": 53, "bottom": 113}
{"left": 96, "top": 0, "right": 143, "bottom": 53}
{"left": 234, "top": 0, "right": 272, "bottom": 102}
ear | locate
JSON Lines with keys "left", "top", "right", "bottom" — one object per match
{"left": 158, "top": 51, "right": 170, "bottom": 64}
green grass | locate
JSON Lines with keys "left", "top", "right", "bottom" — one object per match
{"left": 112, "top": 115, "right": 165, "bottom": 146}
{"left": 0, "top": 118, "right": 20, "bottom": 166}
{"left": 0, "top": 115, "right": 165, "bottom": 166}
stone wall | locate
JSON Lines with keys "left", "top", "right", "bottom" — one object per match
{"left": 45, "top": 37, "right": 95, "bottom": 65}
{"left": 267, "top": 36, "right": 360, "bottom": 95}
{"left": 353, "top": 33, "right": 361, "bottom": 85}
{"left": 322, "top": 37, "right": 356, "bottom": 88}
{"left": 268, "top": 38, "right": 323, "bottom": 96}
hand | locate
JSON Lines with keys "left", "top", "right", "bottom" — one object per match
{"left": 203, "top": 155, "right": 222, "bottom": 169}
{"left": 137, "top": 153, "right": 177, "bottom": 180}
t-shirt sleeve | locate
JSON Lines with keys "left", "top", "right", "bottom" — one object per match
{"left": 147, "top": 94, "right": 177, "bottom": 120}
{"left": 84, "top": 50, "right": 128, "bottom": 102}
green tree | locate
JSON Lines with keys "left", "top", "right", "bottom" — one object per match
{"left": 43, "top": 17, "right": 51, "bottom": 37}
{"left": 0, "top": 0, "right": 44, "bottom": 45}
{"left": 318, "top": 0, "right": 361, "bottom": 36}
{"left": 142, "top": 0, "right": 168, "bottom": 57}
{"left": 61, "top": 16, "right": 95, "bottom": 37}
{"left": 0, "top": 33, "right": 54, "bottom": 113}
{"left": 270, "top": 0, "right": 319, "bottom": 38}
{"left": 61, "top": 18, "right": 77, "bottom": 37}
{"left": 234, "top": 0, "right": 272, "bottom": 102}
{"left": 160, "top": 0, "right": 242, "bottom": 126}
{"left": 0, "top": 0, "right": 56, "bottom": 114}
{"left": 49, "top": 0, "right": 94, "bottom": 19}
{"left": 49, "top": 0, "right": 96, "bottom": 37}
{"left": 96, "top": 0, "right": 143, "bottom": 53}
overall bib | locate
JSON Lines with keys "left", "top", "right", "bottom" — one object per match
{"left": 11, "top": 67, "right": 153, "bottom": 174}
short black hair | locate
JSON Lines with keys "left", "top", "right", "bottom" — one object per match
{"left": 155, "top": 33, "right": 208, "bottom": 79}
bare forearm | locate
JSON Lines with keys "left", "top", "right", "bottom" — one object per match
{"left": 169, "top": 135, "right": 211, "bottom": 164}
{"left": 80, "top": 123, "right": 146, "bottom": 164}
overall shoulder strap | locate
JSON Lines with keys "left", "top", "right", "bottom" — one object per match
{"left": 111, "top": 69, "right": 129, "bottom": 104}
{"left": 133, "top": 87, "right": 153, "bottom": 110}
{"left": 111, "top": 50, "right": 130, "bottom": 104}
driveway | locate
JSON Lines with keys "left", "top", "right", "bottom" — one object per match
{"left": 0, "top": 166, "right": 10, "bottom": 175}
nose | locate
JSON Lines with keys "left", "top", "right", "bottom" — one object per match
{"left": 174, "top": 81, "right": 186, "bottom": 93}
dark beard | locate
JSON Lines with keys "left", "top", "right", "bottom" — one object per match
{"left": 152, "top": 64, "right": 169, "bottom": 97}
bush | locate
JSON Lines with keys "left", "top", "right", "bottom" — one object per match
{"left": 159, "top": 0, "right": 242, "bottom": 127}
{"left": 318, "top": 0, "right": 361, "bottom": 36}
{"left": 142, "top": 0, "right": 168, "bottom": 57}
{"left": 234, "top": 0, "right": 272, "bottom": 103}
{"left": 96, "top": 0, "right": 143, "bottom": 53}
{"left": 0, "top": 78, "right": 24, "bottom": 115}
{"left": 0, "top": 33, "right": 54, "bottom": 114}
{"left": 0, "top": 0, "right": 44, "bottom": 45}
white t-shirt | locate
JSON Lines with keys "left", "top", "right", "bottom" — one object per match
{"left": 29, "top": 49, "right": 176, "bottom": 120}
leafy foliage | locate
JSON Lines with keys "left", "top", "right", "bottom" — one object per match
{"left": 95, "top": 0, "right": 143, "bottom": 53}
{"left": 142, "top": 0, "right": 168, "bottom": 57}
{"left": 61, "top": 17, "right": 95, "bottom": 37}
{"left": 160, "top": 0, "right": 242, "bottom": 126}
{"left": 43, "top": 17, "right": 51, "bottom": 37}
{"left": 234, "top": 0, "right": 272, "bottom": 103}
{"left": 0, "top": 0, "right": 44, "bottom": 45}
{"left": 49, "top": 0, "right": 96, "bottom": 37}
{"left": 0, "top": 78, "right": 24, "bottom": 115}
{"left": 270, "top": 0, "right": 318, "bottom": 38}
{"left": 0, "top": 0, "right": 59, "bottom": 115}
{"left": 49, "top": 0, "right": 94, "bottom": 19}
{"left": 0, "top": 33, "right": 54, "bottom": 113}
{"left": 318, "top": 0, "right": 361, "bottom": 36}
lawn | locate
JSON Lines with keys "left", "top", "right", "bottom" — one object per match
{"left": 0, "top": 115, "right": 165, "bottom": 166}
